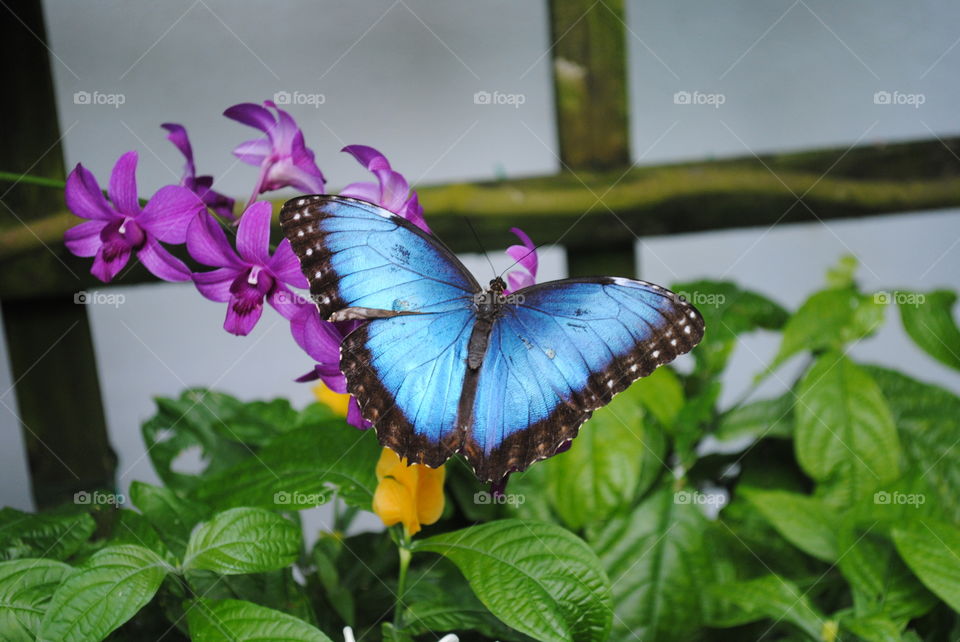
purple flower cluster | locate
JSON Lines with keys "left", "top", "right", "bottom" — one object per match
{"left": 63, "top": 99, "right": 540, "bottom": 430}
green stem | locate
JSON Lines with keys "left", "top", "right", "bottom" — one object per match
{"left": 393, "top": 532, "right": 412, "bottom": 628}
{"left": 0, "top": 171, "right": 67, "bottom": 189}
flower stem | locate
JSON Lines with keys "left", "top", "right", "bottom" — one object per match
{"left": 0, "top": 171, "right": 67, "bottom": 189}
{"left": 393, "top": 532, "right": 412, "bottom": 628}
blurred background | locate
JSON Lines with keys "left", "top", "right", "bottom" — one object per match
{"left": 1, "top": 0, "right": 958, "bottom": 527}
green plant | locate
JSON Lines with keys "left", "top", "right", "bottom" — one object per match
{"left": 2, "top": 258, "right": 958, "bottom": 641}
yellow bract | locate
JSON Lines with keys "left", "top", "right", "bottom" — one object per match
{"left": 372, "top": 447, "right": 445, "bottom": 536}
{"left": 312, "top": 383, "right": 350, "bottom": 417}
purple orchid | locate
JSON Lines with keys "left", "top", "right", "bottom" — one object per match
{"left": 340, "top": 145, "right": 428, "bottom": 232}
{"left": 225, "top": 101, "right": 325, "bottom": 203}
{"left": 64, "top": 151, "right": 204, "bottom": 283}
{"left": 187, "top": 201, "right": 308, "bottom": 336}
{"left": 161, "top": 123, "right": 236, "bottom": 220}
{"left": 504, "top": 227, "right": 538, "bottom": 293}
{"left": 290, "top": 305, "right": 370, "bottom": 429}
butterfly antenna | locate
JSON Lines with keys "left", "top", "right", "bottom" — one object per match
{"left": 465, "top": 217, "right": 498, "bottom": 278}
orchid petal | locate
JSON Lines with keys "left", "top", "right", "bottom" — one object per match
{"left": 186, "top": 213, "right": 242, "bottom": 268}
{"left": 339, "top": 182, "right": 382, "bottom": 204}
{"left": 373, "top": 169, "right": 410, "bottom": 212}
{"left": 347, "top": 397, "right": 371, "bottom": 429}
{"left": 224, "top": 297, "right": 264, "bottom": 336}
{"left": 236, "top": 201, "right": 273, "bottom": 264}
{"left": 64, "top": 220, "right": 107, "bottom": 257}
{"left": 268, "top": 239, "right": 309, "bottom": 288}
{"left": 160, "top": 123, "right": 196, "bottom": 179}
{"left": 267, "top": 285, "right": 304, "bottom": 320}
{"left": 506, "top": 227, "right": 538, "bottom": 275}
{"left": 137, "top": 237, "right": 191, "bottom": 282}
{"left": 90, "top": 244, "right": 131, "bottom": 283}
{"left": 290, "top": 305, "right": 343, "bottom": 364}
{"left": 342, "top": 145, "right": 392, "bottom": 171}
{"left": 108, "top": 151, "right": 141, "bottom": 216}
{"left": 224, "top": 102, "right": 276, "bottom": 134}
{"left": 64, "top": 164, "right": 116, "bottom": 221}
{"left": 232, "top": 138, "right": 272, "bottom": 165}
{"left": 139, "top": 185, "right": 204, "bottom": 244}
{"left": 193, "top": 266, "right": 240, "bottom": 302}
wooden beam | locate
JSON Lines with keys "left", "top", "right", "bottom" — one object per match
{"left": 0, "top": 0, "right": 117, "bottom": 508}
{"left": 548, "top": 0, "right": 631, "bottom": 171}
{"left": 2, "top": 136, "right": 960, "bottom": 296}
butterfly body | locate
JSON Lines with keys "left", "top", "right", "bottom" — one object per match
{"left": 281, "top": 195, "right": 705, "bottom": 484}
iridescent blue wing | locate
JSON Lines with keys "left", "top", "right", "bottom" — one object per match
{"left": 280, "top": 195, "right": 478, "bottom": 466}
{"left": 280, "top": 195, "right": 479, "bottom": 317}
{"left": 463, "top": 277, "right": 704, "bottom": 483}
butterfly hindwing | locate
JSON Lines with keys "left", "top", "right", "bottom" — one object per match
{"left": 340, "top": 309, "right": 474, "bottom": 467}
{"left": 463, "top": 277, "right": 704, "bottom": 482}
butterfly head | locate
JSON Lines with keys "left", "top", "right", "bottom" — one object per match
{"left": 489, "top": 277, "right": 506, "bottom": 294}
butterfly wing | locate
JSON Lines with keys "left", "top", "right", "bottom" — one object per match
{"left": 280, "top": 195, "right": 479, "bottom": 465}
{"left": 280, "top": 195, "right": 479, "bottom": 317}
{"left": 463, "top": 277, "right": 704, "bottom": 483}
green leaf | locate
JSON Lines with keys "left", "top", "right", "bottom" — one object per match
{"left": 39, "top": 545, "right": 168, "bottom": 641}
{"left": 715, "top": 393, "right": 793, "bottom": 442}
{"left": 0, "top": 509, "right": 95, "bottom": 562}
{"left": 899, "top": 289, "right": 960, "bottom": 371}
{"left": 866, "top": 365, "right": 960, "bottom": 522}
{"left": 740, "top": 488, "right": 838, "bottom": 561}
{"left": 590, "top": 487, "right": 714, "bottom": 641}
{"left": 194, "top": 424, "right": 379, "bottom": 511}
{"left": 794, "top": 353, "right": 900, "bottom": 504}
{"left": 141, "top": 389, "right": 252, "bottom": 492}
{"left": 130, "top": 481, "right": 208, "bottom": 558}
{"left": 839, "top": 612, "right": 906, "bottom": 642}
{"left": 183, "top": 508, "right": 299, "bottom": 574}
{"left": 402, "top": 558, "right": 529, "bottom": 641}
{"left": 892, "top": 519, "right": 960, "bottom": 613}
{"left": 0, "top": 558, "right": 72, "bottom": 641}
{"left": 418, "top": 520, "right": 611, "bottom": 642}
{"left": 630, "top": 366, "right": 684, "bottom": 428}
{"left": 772, "top": 287, "right": 884, "bottom": 369}
{"left": 707, "top": 575, "right": 825, "bottom": 639}
{"left": 836, "top": 521, "right": 936, "bottom": 623}
{"left": 215, "top": 398, "right": 298, "bottom": 445}
{"left": 187, "top": 598, "right": 333, "bottom": 641}
{"left": 825, "top": 254, "right": 859, "bottom": 289}
{"left": 545, "top": 385, "right": 661, "bottom": 530}
{"left": 107, "top": 510, "right": 170, "bottom": 559}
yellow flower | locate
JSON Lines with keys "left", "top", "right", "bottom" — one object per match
{"left": 372, "top": 447, "right": 445, "bottom": 536}
{"left": 312, "top": 383, "right": 350, "bottom": 417}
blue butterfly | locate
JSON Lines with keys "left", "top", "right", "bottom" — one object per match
{"left": 280, "top": 195, "right": 704, "bottom": 484}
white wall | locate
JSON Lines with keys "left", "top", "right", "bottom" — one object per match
{"left": 2, "top": 1, "right": 958, "bottom": 516}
